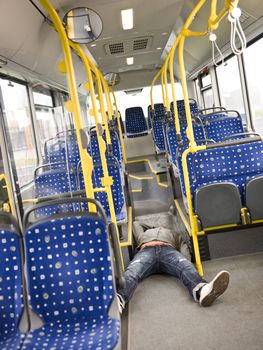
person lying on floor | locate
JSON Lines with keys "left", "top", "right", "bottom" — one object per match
{"left": 117, "top": 221, "right": 230, "bottom": 313}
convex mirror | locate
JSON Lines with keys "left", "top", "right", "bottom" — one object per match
{"left": 104, "top": 73, "right": 121, "bottom": 87}
{"left": 64, "top": 7, "right": 103, "bottom": 44}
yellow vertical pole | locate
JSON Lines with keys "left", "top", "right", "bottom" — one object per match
{"left": 109, "top": 88, "right": 127, "bottom": 163}
{"left": 72, "top": 43, "right": 124, "bottom": 270}
{"left": 38, "top": 0, "right": 95, "bottom": 210}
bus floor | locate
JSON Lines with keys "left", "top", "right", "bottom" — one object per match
{"left": 124, "top": 251, "right": 263, "bottom": 350}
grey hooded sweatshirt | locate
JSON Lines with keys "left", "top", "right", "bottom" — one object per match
{"left": 133, "top": 221, "right": 191, "bottom": 260}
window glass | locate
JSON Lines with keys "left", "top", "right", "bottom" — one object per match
{"left": 216, "top": 56, "right": 245, "bottom": 115}
{"left": 243, "top": 38, "right": 263, "bottom": 133}
{"left": 33, "top": 91, "right": 53, "bottom": 107}
{"left": 201, "top": 74, "right": 211, "bottom": 88}
{"left": 115, "top": 83, "right": 183, "bottom": 121}
{"left": 203, "top": 89, "right": 214, "bottom": 108}
{"left": 35, "top": 106, "right": 65, "bottom": 152}
{"left": 0, "top": 79, "right": 37, "bottom": 186}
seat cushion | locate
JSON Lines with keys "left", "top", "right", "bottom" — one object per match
{"left": 0, "top": 332, "right": 25, "bottom": 350}
{"left": 22, "top": 317, "right": 120, "bottom": 350}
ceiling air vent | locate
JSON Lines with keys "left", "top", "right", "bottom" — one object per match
{"left": 105, "top": 36, "right": 153, "bottom": 55}
{"left": 109, "top": 42, "right": 124, "bottom": 54}
{"left": 133, "top": 38, "right": 149, "bottom": 51}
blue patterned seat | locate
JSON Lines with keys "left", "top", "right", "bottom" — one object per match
{"left": 170, "top": 99, "right": 199, "bottom": 117}
{"left": 166, "top": 119, "right": 205, "bottom": 164}
{"left": 125, "top": 107, "right": 148, "bottom": 138}
{"left": 78, "top": 156, "right": 126, "bottom": 223}
{"left": 203, "top": 112, "right": 245, "bottom": 142}
{"left": 34, "top": 165, "right": 77, "bottom": 217}
{"left": 23, "top": 199, "right": 120, "bottom": 350}
{"left": 89, "top": 130, "right": 123, "bottom": 169}
{"left": 176, "top": 141, "right": 263, "bottom": 216}
{"left": 148, "top": 104, "right": 166, "bottom": 153}
{"left": 44, "top": 132, "right": 80, "bottom": 169}
{"left": 0, "top": 213, "right": 25, "bottom": 350}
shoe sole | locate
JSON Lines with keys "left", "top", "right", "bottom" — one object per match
{"left": 201, "top": 271, "right": 230, "bottom": 307}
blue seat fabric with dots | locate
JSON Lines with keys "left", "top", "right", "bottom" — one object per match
{"left": 182, "top": 141, "right": 263, "bottom": 210}
{"left": 170, "top": 99, "right": 199, "bottom": 117}
{"left": 78, "top": 156, "right": 126, "bottom": 223}
{"left": 23, "top": 213, "right": 120, "bottom": 350}
{"left": 0, "top": 214, "right": 25, "bottom": 350}
{"left": 149, "top": 104, "right": 166, "bottom": 153}
{"left": 125, "top": 107, "right": 148, "bottom": 138}
{"left": 204, "top": 113, "right": 244, "bottom": 142}
{"left": 44, "top": 133, "right": 80, "bottom": 169}
{"left": 166, "top": 120, "right": 205, "bottom": 164}
{"left": 34, "top": 168, "right": 77, "bottom": 217}
{"left": 89, "top": 131, "right": 123, "bottom": 169}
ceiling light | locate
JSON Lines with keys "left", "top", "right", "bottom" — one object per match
{"left": 121, "top": 9, "right": 133, "bottom": 30}
{"left": 162, "top": 32, "right": 168, "bottom": 35}
{"left": 126, "top": 57, "right": 134, "bottom": 65}
{"left": 91, "top": 43, "right": 96, "bottom": 47}
{"left": 157, "top": 47, "right": 162, "bottom": 50}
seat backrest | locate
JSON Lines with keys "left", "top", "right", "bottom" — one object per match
{"left": 44, "top": 132, "right": 80, "bottom": 169}
{"left": 187, "top": 140, "right": 263, "bottom": 200}
{"left": 24, "top": 203, "right": 115, "bottom": 324}
{"left": 0, "top": 213, "right": 23, "bottom": 342}
{"left": 34, "top": 167, "right": 77, "bottom": 217}
{"left": 204, "top": 112, "right": 244, "bottom": 142}
{"left": 171, "top": 99, "right": 199, "bottom": 117}
{"left": 151, "top": 103, "right": 166, "bottom": 152}
{"left": 89, "top": 131, "right": 123, "bottom": 168}
{"left": 92, "top": 157, "right": 125, "bottom": 221}
{"left": 167, "top": 119, "right": 205, "bottom": 163}
{"left": 125, "top": 107, "right": 148, "bottom": 137}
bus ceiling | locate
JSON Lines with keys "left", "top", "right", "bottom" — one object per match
{"left": 0, "top": 0, "right": 262, "bottom": 91}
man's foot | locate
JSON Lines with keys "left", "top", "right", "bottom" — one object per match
{"left": 199, "top": 270, "right": 230, "bottom": 307}
{"left": 117, "top": 293, "right": 125, "bottom": 314}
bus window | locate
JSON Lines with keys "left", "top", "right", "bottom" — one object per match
{"left": 243, "top": 38, "right": 263, "bottom": 133}
{"left": 0, "top": 79, "right": 37, "bottom": 187}
{"left": 200, "top": 73, "right": 214, "bottom": 108}
{"left": 216, "top": 56, "right": 245, "bottom": 115}
{"left": 33, "top": 88, "right": 71, "bottom": 155}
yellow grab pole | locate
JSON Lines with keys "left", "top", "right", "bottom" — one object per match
{"left": 160, "top": 70, "right": 167, "bottom": 109}
{"left": 38, "top": 0, "right": 95, "bottom": 210}
{"left": 0, "top": 174, "right": 15, "bottom": 215}
{"left": 168, "top": 35, "right": 181, "bottom": 135}
{"left": 209, "top": 0, "right": 238, "bottom": 30}
{"left": 71, "top": 43, "right": 124, "bottom": 270}
{"left": 109, "top": 88, "right": 127, "bottom": 163}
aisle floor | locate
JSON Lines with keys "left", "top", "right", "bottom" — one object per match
{"left": 127, "top": 252, "right": 263, "bottom": 350}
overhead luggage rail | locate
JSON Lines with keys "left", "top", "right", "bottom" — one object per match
{"left": 23, "top": 197, "right": 121, "bottom": 350}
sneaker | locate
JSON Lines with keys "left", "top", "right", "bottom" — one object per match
{"left": 117, "top": 293, "right": 125, "bottom": 314}
{"left": 199, "top": 270, "right": 230, "bottom": 307}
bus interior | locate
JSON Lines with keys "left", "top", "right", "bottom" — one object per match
{"left": 0, "top": 0, "right": 263, "bottom": 349}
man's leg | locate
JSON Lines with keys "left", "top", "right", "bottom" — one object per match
{"left": 118, "top": 247, "right": 158, "bottom": 305}
{"left": 159, "top": 246, "right": 230, "bottom": 306}
{"left": 159, "top": 246, "right": 206, "bottom": 299}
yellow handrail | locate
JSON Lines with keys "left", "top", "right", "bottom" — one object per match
{"left": 39, "top": 0, "right": 96, "bottom": 212}
{"left": 71, "top": 43, "right": 124, "bottom": 270}
{"left": 109, "top": 87, "right": 127, "bottom": 163}
{"left": 0, "top": 174, "right": 15, "bottom": 215}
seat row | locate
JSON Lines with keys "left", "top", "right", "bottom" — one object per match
{"left": 175, "top": 138, "right": 263, "bottom": 228}
{"left": 0, "top": 203, "right": 120, "bottom": 350}
{"left": 35, "top": 128, "right": 127, "bottom": 224}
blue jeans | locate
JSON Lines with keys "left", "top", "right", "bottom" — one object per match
{"left": 118, "top": 245, "right": 206, "bottom": 303}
